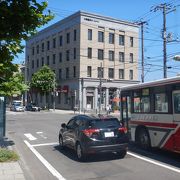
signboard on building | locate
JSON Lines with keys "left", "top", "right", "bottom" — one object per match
{"left": 0, "top": 96, "right": 5, "bottom": 137}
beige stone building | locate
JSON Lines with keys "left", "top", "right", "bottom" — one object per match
{"left": 25, "top": 11, "right": 139, "bottom": 111}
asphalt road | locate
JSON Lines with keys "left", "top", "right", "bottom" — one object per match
{"left": 6, "top": 110, "right": 180, "bottom": 180}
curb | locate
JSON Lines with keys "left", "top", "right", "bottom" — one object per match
{"left": 0, "top": 138, "right": 26, "bottom": 180}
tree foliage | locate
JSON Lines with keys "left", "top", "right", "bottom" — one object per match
{"left": 30, "top": 65, "right": 55, "bottom": 93}
{"left": 0, "top": 72, "right": 29, "bottom": 96}
{"left": 0, "top": 0, "right": 53, "bottom": 95}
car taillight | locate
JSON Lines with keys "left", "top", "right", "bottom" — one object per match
{"left": 118, "top": 127, "right": 127, "bottom": 134}
{"left": 82, "top": 129, "right": 100, "bottom": 137}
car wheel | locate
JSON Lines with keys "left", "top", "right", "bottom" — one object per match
{"left": 76, "top": 143, "right": 86, "bottom": 161}
{"left": 137, "top": 128, "right": 151, "bottom": 150}
{"left": 59, "top": 135, "right": 64, "bottom": 150}
{"left": 117, "top": 150, "right": 127, "bottom": 159}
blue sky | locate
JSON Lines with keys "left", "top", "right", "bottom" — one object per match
{"left": 15, "top": 0, "right": 180, "bottom": 82}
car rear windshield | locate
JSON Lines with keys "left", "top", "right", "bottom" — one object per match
{"left": 88, "top": 118, "right": 120, "bottom": 128}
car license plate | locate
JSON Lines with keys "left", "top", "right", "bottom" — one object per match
{"left": 104, "top": 132, "right": 114, "bottom": 137}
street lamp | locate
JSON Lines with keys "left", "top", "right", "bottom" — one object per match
{"left": 173, "top": 55, "right": 180, "bottom": 61}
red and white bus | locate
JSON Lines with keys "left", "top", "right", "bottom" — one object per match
{"left": 120, "top": 76, "right": 180, "bottom": 153}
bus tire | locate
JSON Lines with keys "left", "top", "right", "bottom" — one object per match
{"left": 136, "top": 127, "right": 151, "bottom": 150}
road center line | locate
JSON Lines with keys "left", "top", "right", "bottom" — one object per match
{"left": 24, "top": 140, "right": 66, "bottom": 180}
{"left": 32, "top": 142, "right": 58, "bottom": 147}
{"left": 127, "top": 151, "right": 180, "bottom": 174}
{"left": 24, "top": 133, "right": 37, "bottom": 141}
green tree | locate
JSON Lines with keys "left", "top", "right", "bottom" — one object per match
{"left": 0, "top": 0, "right": 53, "bottom": 95}
{"left": 30, "top": 65, "right": 56, "bottom": 108}
{"left": 0, "top": 72, "right": 29, "bottom": 100}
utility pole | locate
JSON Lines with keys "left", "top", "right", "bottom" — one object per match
{"left": 136, "top": 21, "right": 147, "bottom": 83}
{"left": 53, "top": 75, "right": 56, "bottom": 111}
{"left": 98, "top": 62, "right": 103, "bottom": 115}
{"left": 163, "top": 4, "right": 167, "bottom": 78}
{"left": 151, "top": 3, "right": 175, "bottom": 78}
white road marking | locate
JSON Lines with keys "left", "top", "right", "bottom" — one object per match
{"left": 36, "top": 132, "right": 47, "bottom": 139}
{"left": 24, "top": 133, "right": 37, "bottom": 141}
{"left": 127, "top": 151, "right": 180, "bottom": 174}
{"left": 24, "top": 140, "right": 66, "bottom": 180}
{"left": 32, "top": 142, "right": 58, "bottom": 147}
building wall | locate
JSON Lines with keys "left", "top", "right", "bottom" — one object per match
{"left": 25, "top": 11, "right": 140, "bottom": 111}
{"left": 79, "top": 14, "right": 139, "bottom": 81}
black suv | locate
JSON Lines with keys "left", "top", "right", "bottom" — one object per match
{"left": 58, "top": 115, "right": 128, "bottom": 161}
{"left": 26, "top": 103, "right": 41, "bottom": 111}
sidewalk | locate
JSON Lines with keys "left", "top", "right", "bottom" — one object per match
{"left": 0, "top": 138, "right": 26, "bottom": 180}
{"left": 49, "top": 109, "right": 121, "bottom": 118}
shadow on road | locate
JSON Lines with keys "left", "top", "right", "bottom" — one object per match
{"left": 54, "top": 145, "right": 125, "bottom": 163}
{"left": 0, "top": 137, "right": 15, "bottom": 148}
{"left": 128, "top": 142, "right": 180, "bottom": 168}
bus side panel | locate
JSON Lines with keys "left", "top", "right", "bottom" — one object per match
{"left": 174, "top": 127, "right": 180, "bottom": 152}
{"left": 130, "top": 114, "right": 175, "bottom": 148}
{"left": 163, "top": 126, "right": 180, "bottom": 153}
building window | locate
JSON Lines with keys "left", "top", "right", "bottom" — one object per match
{"left": 53, "top": 54, "right": 56, "bottom": 64}
{"left": 97, "top": 67, "right": 104, "bottom": 78}
{"left": 53, "top": 38, "right": 56, "bottom": 48}
{"left": 98, "top": 31, "right": 104, "bottom": 42}
{"left": 58, "top": 92, "right": 61, "bottom": 104}
{"left": 36, "top": 45, "right": 39, "bottom": 54}
{"left": 59, "top": 69, "right": 62, "bottom": 79}
{"left": 87, "top": 66, "right": 92, "bottom": 77}
{"left": 66, "top": 67, "right": 69, "bottom": 79}
{"left": 66, "top": 33, "right": 70, "bottom": 44}
{"left": 129, "top": 70, "right": 133, "bottom": 80}
{"left": 37, "top": 59, "right": 39, "bottom": 68}
{"left": 59, "top": 52, "right": 62, "bottom": 62}
{"left": 32, "top": 60, "right": 34, "bottom": 69}
{"left": 130, "top": 37, "right": 133, "bottom": 47}
{"left": 109, "top": 33, "right": 114, "bottom": 44}
{"left": 119, "top": 35, "right": 125, "bottom": 45}
{"left": 73, "top": 66, "right": 76, "bottom": 77}
{"left": 119, "top": 69, "right": 124, "bottom": 79}
{"left": 47, "top": 56, "right": 49, "bottom": 65}
{"left": 32, "top": 47, "right": 34, "bottom": 55}
{"left": 41, "top": 43, "right": 44, "bottom": 52}
{"left": 41, "top": 57, "right": 44, "bottom": 66}
{"left": 130, "top": 53, "right": 133, "bottom": 63}
{"left": 74, "top": 29, "right": 77, "bottom": 41}
{"left": 109, "top": 50, "right": 114, "bottom": 61}
{"left": 108, "top": 68, "right": 114, "bottom": 79}
{"left": 64, "top": 93, "right": 68, "bottom": 104}
{"left": 88, "top": 29, "right": 92, "bottom": 40}
{"left": 40, "top": 94, "right": 42, "bottom": 103}
{"left": 73, "top": 48, "right": 76, "bottom": 59}
{"left": 98, "top": 49, "right": 104, "bottom": 60}
{"left": 88, "top": 48, "right": 92, "bottom": 59}
{"left": 47, "top": 41, "right": 50, "bottom": 50}
{"left": 119, "top": 52, "right": 124, "bottom": 62}
{"left": 66, "top": 50, "right": 70, "bottom": 61}
{"left": 59, "top": 36, "right": 63, "bottom": 46}
{"left": 27, "top": 68, "right": 29, "bottom": 78}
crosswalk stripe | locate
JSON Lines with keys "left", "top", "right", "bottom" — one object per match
{"left": 24, "top": 133, "right": 37, "bottom": 141}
